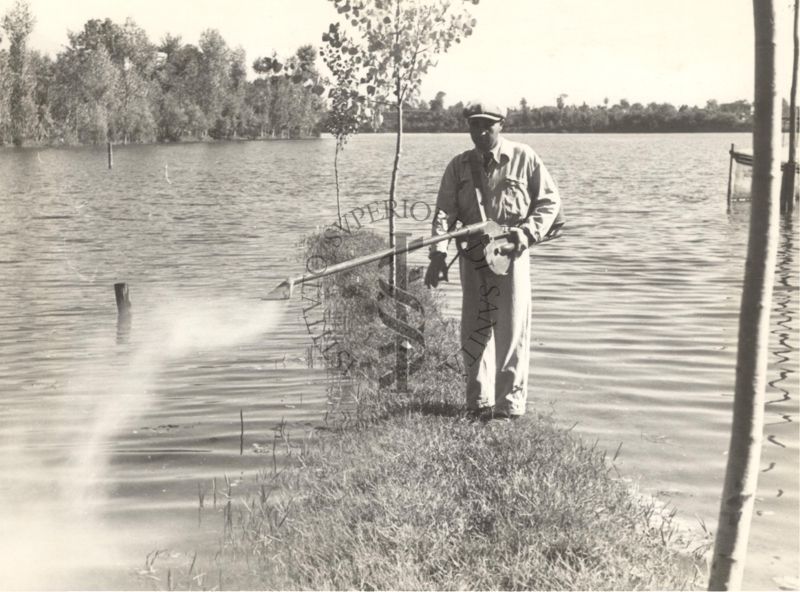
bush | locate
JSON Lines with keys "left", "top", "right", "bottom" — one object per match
{"left": 300, "top": 227, "right": 464, "bottom": 425}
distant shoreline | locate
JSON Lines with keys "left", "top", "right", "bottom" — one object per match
{"left": 1, "top": 128, "right": 759, "bottom": 151}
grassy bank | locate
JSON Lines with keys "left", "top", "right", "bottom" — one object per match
{"left": 223, "top": 412, "right": 701, "bottom": 590}
{"left": 148, "top": 230, "right": 704, "bottom": 590}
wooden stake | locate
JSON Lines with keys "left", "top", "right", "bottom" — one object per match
{"left": 114, "top": 283, "right": 131, "bottom": 342}
{"left": 114, "top": 283, "right": 131, "bottom": 317}
{"left": 789, "top": 1, "right": 798, "bottom": 168}
{"left": 107, "top": 141, "right": 113, "bottom": 169}
{"left": 727, "top": 143, "right": 735, "bottom": 211}
{"left": 781, "top": 0, "right": 799, "bottom": 212}
{"left": 395, "top": 232, "right": 410, "bottom": 393}
{"left": 239, "top": 408, "right": 244, "bottom": 456}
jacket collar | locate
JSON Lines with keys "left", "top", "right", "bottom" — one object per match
{"left": 462, "top": 136, "right": 509, "bottom": 164}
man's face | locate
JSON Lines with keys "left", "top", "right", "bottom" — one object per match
{"left": 469, "top": 118, "right": 502, "bottom": 152}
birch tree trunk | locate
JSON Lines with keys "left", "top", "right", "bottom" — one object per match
{"left": 707, "top": 1, "right": 782, "bottom": 589}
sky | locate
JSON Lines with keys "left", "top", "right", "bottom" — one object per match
{"left": 1, "top": 0, "right": 796, "bottom": 110}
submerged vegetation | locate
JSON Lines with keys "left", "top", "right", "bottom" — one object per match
{"left": 146, "top": 230, "right": 706, "bottom": 590}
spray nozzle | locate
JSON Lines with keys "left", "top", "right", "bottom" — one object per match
{"left": 263, "top": 279, "right": 294, "bottom": 301}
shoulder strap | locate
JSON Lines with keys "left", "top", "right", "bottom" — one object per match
{"left": 467, "top": 151, "right": 489, "bottom": 223}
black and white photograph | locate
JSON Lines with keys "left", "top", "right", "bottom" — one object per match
{"left": 0, "top": 0, "right": 797, "bottom": 589}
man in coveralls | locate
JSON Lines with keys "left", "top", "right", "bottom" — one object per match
{"left": 425, "top": 100, "right": 562, "bottom": 420}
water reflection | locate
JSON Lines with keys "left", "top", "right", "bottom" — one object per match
{"left": 767, "top": 214, "right": 796, "bottom": 410}
{"left": 0, "top": 134, "right": 796, "bottom": 589}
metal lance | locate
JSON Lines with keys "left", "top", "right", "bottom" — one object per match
{"left": 264, "top": 220, "right": 565, "bottom": 300}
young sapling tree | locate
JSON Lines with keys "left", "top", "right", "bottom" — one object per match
{"left": 321, "top": 0, "right": 479, "bottom": 284}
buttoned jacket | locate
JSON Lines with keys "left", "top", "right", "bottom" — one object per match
{"left": 431, "top": 137, "right": 561, "bottom": 253}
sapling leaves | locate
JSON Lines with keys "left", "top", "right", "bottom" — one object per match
{"left": 321, "top": 0, "right": 478, "bottom": 269}
{"left": 321, "top": 0, "right": 479, "bottom": 144}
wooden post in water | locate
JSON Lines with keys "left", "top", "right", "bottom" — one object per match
{"left": 114, "top": 282, "right": 131, "bottom": 341}
{"left": 781, "top": 0, "right": 799, "bottom": 213}
{"left": 239, "top": 409, "right": 244, "bottom": 456}
{"left": 727, "top": 143, "right": 735, "bottom": 211}
{"left": 114, "top": 282, "right": 131, "bottom": 316}
{"left": 107, "top": 141, "right": 113, "bottom": 169}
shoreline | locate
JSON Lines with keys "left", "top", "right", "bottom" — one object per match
{"left": 0, "top": 129, "right": 758, "bottom": 152}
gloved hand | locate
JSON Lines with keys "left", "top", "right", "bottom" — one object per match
{"left": 424, "top": 251, "right": 449, "bottom": 288}
{"left": 507, "top": 227, "right": 530, "bottom": 254}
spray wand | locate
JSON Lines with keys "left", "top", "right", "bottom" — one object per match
{"left": 264, "top": 220, "right": 564, "bottom": 300}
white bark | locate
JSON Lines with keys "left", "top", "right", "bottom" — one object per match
{"left": 707, "top": 1, "right": 782, "bottom": 589}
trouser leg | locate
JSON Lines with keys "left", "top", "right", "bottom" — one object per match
{"left": 459, "top": 253, "right": 497, "bottom": 410}
{"left": 492, "top": 250, "right": 531, "bottom": 415}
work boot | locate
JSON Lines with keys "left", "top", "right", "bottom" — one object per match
{"left": 466, "top": 406, "right": 495, "bottom": 422}
{"left": 493, "top": 410, "right": 522, "bottom": 422}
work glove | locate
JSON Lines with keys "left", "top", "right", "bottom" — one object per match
{"left": 507, "top": 227, "right": 530, "bottom": 254}
{"left": 424, "top": 251, "right": 449, "bottom": 288}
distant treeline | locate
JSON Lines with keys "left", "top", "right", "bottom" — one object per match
{"left": 380, "top": 94, "right": 754, "bottom": 134}
{"left": 0, "top": 1, "right": 754, "bottom": 147}
{"left": 0, "top": 3, "right": 326, "bottom": 146}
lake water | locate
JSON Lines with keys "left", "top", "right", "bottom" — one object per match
{"left": 0, "top": 133, "right": 797, "bottom": 590}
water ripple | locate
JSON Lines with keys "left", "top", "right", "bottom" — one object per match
{"left": 0, "top": 133, "right": 796, "bottom": 589}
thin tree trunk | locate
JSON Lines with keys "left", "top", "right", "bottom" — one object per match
{"left": 334, "top": 140, "right": 343, "bottom": 225}
{"left": 789, "top": 0, "right": 798, "bottom": 165}
{"left": 707, "top": 0, "right": 782, "bottom": 589}
{"left": 388, "top": 84, "right": 403, "bottom": 286}
{"left": 386, "top": 0, "right": 403, "bottom": 286}
{"left": 782, "top": 0, "right": 799, "bottom": 211}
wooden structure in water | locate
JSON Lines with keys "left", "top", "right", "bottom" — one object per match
{"left": 726, "top": 0, "right": 798, "bottom": 216}
{"left": 727, "top": 140, "right": 799, "bottom": 212}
